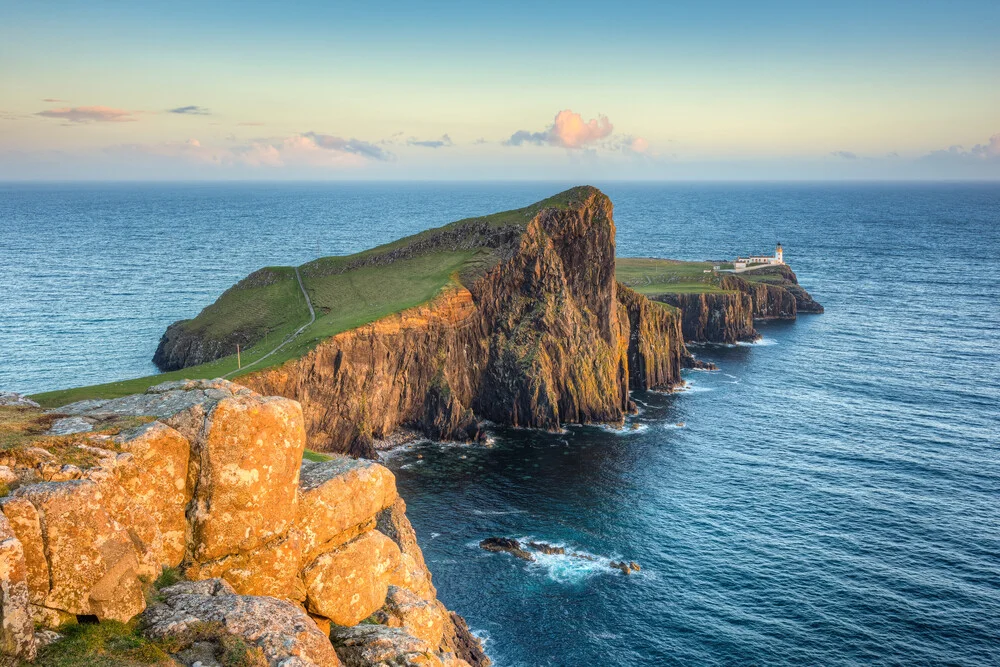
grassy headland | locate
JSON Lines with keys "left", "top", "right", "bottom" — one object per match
{"left": 32, "top": 187, "right": 595, "bottom": 408}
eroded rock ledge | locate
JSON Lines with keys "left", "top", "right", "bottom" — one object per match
{"left": 0, "top": 380, "right": 488, "bottom": 666}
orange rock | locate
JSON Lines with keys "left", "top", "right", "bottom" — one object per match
{"left": 296, "top": 457, "right": 397, "bottom": 561}
{"left": 303, "top": 530, "right": 401, "bottom": 626}
{"left": 188, "top": 394, "right": 306, "bottom": 562}
{"left": 10, "top": 480, "right": 145, "bottom": 622}
{"left": 0, "top": 511, "right": 35, "bottom": 661}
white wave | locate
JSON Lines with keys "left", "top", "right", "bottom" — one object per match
{"left": 594, "top": 422, "right": 650, "bottom": 436}
{"left": 675, "top": 381, "right": 713, "bottom": 393}
{"left": 471, "top": 509, "right": 526, "bottom": 516}
{"left": 737, "top": 337, "right": 777, "bottom": 346}
{"left": 431, "top": 532, "right": 441, "bottom": 538}
{"left": 663, "top": 422, "right": 686, "bottom": 429}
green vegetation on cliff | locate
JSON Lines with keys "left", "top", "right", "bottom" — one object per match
{"left": 616, "top": 258, "right": 732, "bottom": 294}
{"left": 33, "top": 186, "right": 599, "bottom": 407}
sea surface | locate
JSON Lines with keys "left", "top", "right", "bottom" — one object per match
{"left": 2, "top": 182, "right": 999, "bottom": 666}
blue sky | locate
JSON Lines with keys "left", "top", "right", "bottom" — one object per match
{"left": 1, "top": 0, "right": 998, "bottom": 179}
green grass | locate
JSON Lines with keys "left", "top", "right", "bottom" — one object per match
{"left": 31, "top": 186, "right": 602, "bottom": 408}
{"left": 31, "top": 620, "right": 173, "bottom": 667}
{"left": 302, "top": 449, "right": 334, "bottom": 463}
{"left": 616, "top": 257, "right": 732, "bottom": 295}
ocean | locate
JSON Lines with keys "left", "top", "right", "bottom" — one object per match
{"left": 2, "top": 182, "right": 998, "bottom": 665}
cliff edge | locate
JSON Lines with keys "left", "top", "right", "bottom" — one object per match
{"left": 0, "top": 380, "right": 488, "bottom": 666}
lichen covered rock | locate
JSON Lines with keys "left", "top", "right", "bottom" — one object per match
{"left": 303, "top": 530, "right": 401, "bottom": 626}
{"left": 0, "top": 512, "right": 35, "bottom": 661}
{"left": 143, "top": 579, "right": 342, "bottom": 667}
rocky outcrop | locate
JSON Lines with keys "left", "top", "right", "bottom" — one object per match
{"left": 656, "top": 290, "right": 758, "bottom": 344}
{"left": 0, "top": 381, "right": 487, "bottom": 665}
{"left": 143, "top": 578, "right": 343, "bottom": 666}
{"left": 653, "top": 267, "right": 821, "bottom": 344}
{"left": 242, "top": 188, "right": 678, "bottom": 456}
{"left": 617, "top": 284, "right": 686, "bottom": 390}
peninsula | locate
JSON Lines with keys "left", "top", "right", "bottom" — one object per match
{"left": 32, "top": 187, "right": 822, "bottom": 458}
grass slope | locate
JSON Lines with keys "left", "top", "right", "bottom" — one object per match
{"left": 32, "top": 187, "right": 597, "bottom": 407}
{"left": 616, "top": 257, "right": 733, "bottom": 295}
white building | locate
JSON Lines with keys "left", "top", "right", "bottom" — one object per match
{"left": 736, "top": 243, "right": 784, "bottom": 267}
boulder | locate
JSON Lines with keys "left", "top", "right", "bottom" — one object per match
{"left": 377, "top": 498, "right": 436, "bottom": 600}
{"left": 185, "top": 531, "right": 304, "bottom": 600}
{"left": 0, "top": 497, "right": 48, "bottom": 604}
{"left": 143, "top": 579, "right": 342, "bottom": 667}
{"left": 0, "top": 512, "right": 35, "bottom": 661}
{"left": 328, "top": 624, "right": 447, "bottom": 667}
{"left": 5, "top": 480, "right": 145, "bottom": 622}
{"left": 297, "top": 457, "right": 397, "bottom": 561}
{"left": 45, "top": 416, "right": 93, "bottom": 436}
{"left": 0, "top": 393, "right": 39, "bottom": 408}
{"left": 379, "top": 586, "right": 448, "bottom": 648}
{"left": 303, "top": 530, "right": 401, "bottom": 626}
{"left": 187, "top": 394, "right": 306, "bottom": 563}
{"left": 112, "top": 422, "right": 191, "bottom": 567}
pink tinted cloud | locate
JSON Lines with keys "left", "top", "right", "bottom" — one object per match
{"left": 506, "top": 109, "right": 614, "bottom": 149}
{"left": 36, "top": 106, "right": 139, "bottom": 123}
{"left": 550, "top": 110, "right": 613, "bottom": 148}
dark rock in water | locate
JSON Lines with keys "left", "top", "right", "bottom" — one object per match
{"left": 684, "top": 357, "right": 718, "bottom": 371}
{"left": 609, "top": 560, "right": 641, "bottom": 575}
{"left": 526, "top": 541, "right": 566, "bottom": 555}
{"left": 568, "top": 552, "right": 598, "bottom": 562}
{"left": 610, "top": 561, "right": 632, "bottom": 575}
{"left": 479, "top": 537, "right": 535, "bottom": 561}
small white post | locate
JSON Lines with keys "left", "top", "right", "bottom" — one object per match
{"left": 237, "top": 344, "right": 241, "bottom": 369}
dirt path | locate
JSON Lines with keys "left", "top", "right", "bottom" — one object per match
{"left": 223, "top": 267, "right": 316, "bottom": 378}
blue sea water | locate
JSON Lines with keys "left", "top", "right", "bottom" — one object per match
{"left": 1, "top": 182, "right": 999, "bottom": 666}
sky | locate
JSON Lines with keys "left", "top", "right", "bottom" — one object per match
{"left": 1, "top": 0, "right": 998, "bottom": 180}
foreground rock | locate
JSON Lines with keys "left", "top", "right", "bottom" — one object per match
{"left": 0, "top": 381, "right": 489, "bottom": 666}
{"left": 143, "top": 579, "right": 343, "bottom": 666}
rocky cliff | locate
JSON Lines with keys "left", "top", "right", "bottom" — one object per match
{"left": 0, "top": 380, "right": 487, "bottom": 666}
{"left": 241, "top": 188, "right": 685, "bottom": 456}
{"left": 654, "top": 267, "right": 821, "bottom": 344}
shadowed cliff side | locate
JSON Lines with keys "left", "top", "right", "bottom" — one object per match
{"left": 241, "top": 187, "right": 668, "bottom": 456}
{"left": 619, "top": 259, "right": 823, "bottom": 345}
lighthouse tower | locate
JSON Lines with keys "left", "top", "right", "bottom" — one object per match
{"left": 775, "top": 243, "right": 784, "bottom": 264}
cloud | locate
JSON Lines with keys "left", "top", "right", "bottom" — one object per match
{"left": 237, "top": 121, "right": 265, "bottom": 127}
{"left": 169, "top": 105, "right": 210, "bottom": 115}
{"left": 830, "top": 150, "right": 858, "bottom": 160}
{"left": 36, "top": 106, "right": 138, "bottom": 123}
{"left": 408, "top": 134, "right": 453, "bottom": 149}
{"left": 924, "top": 133, "right": 1000, "bottom": 161}
{"left": 301, "top": 132, "right": 391, "bottom": 160}
{"left": 42, "top": 98, "right": 68, "bottom": 103}
{"left": 506, "top": 109, "right": 614, "bottom": 149}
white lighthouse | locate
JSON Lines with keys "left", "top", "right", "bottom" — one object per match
{"left": 775, "top": 242, "right": 784, "bottom": 264}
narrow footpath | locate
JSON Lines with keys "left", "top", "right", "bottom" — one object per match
{"left": 223, "top": 267, "right": 316, "bottom": 378}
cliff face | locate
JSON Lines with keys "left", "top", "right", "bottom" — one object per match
{"left": 1, "top": 380, "right": 488, "bottom": 666}
{"left": 617, "top": 285, "right": 686, "bottom": 391}
{"left": 656, "top": 291, "right": 758, "bottom": 344}
{"left": 654, "top": 266, "right": 821, "bottom": 344}
{"left": 244, "top": 188, "right": 681, "bottom": 456}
